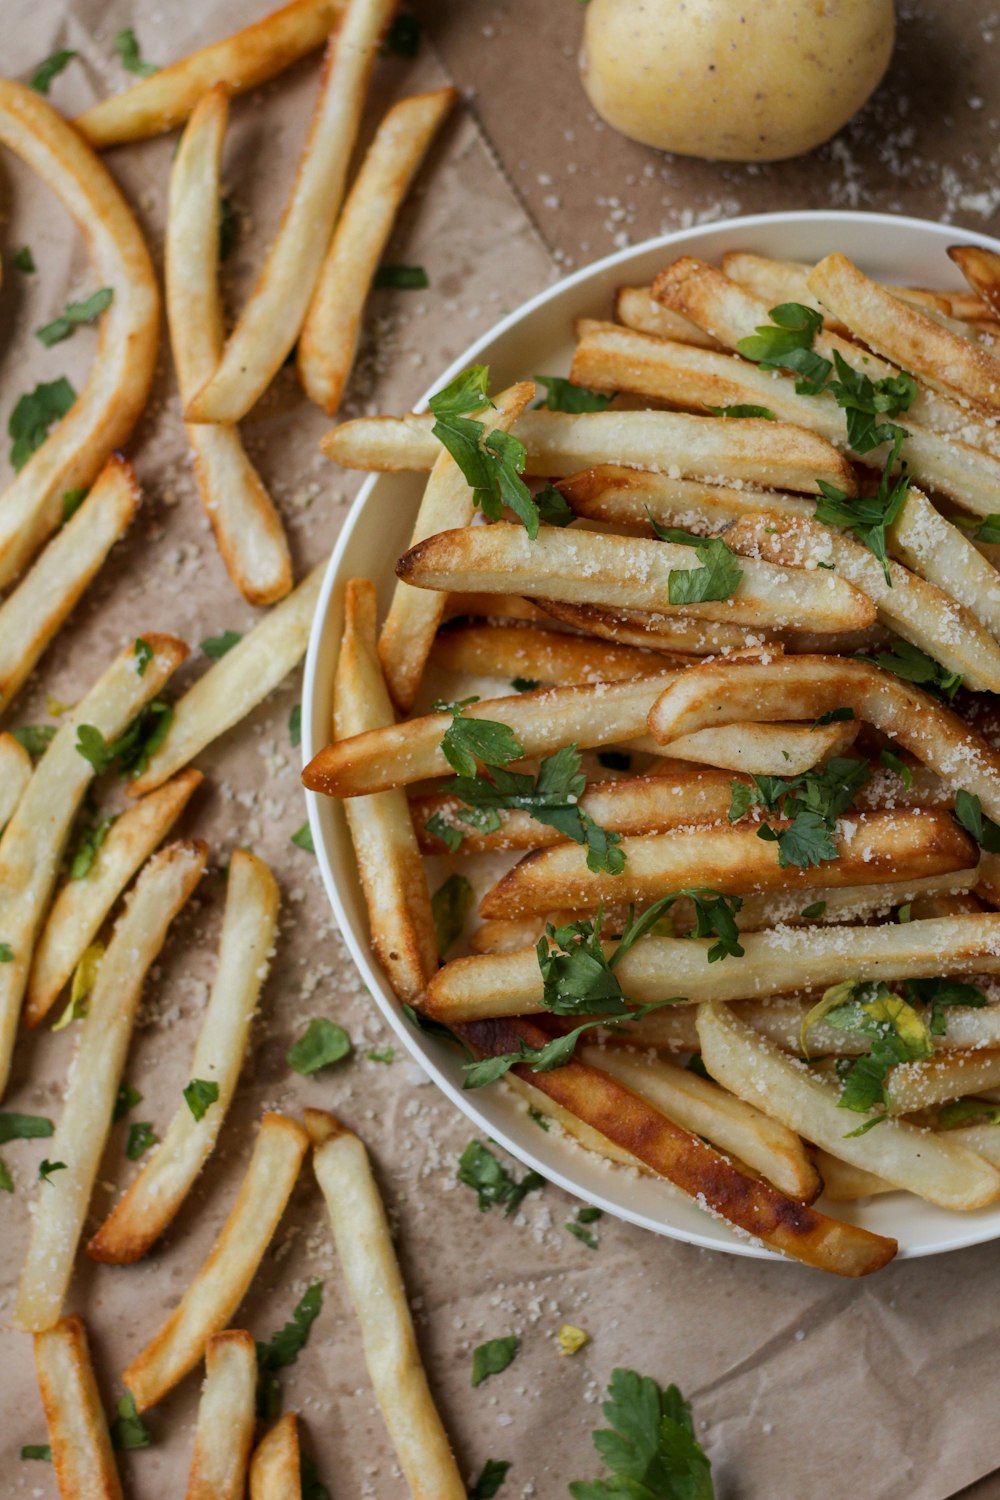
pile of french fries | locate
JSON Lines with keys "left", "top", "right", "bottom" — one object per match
{"left": 307, "top": 239, "right": 1000, "bottom": 1279}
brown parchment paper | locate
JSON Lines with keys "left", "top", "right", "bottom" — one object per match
{"left": 2, "top": 4, "right": 1000, "bottom": 1498}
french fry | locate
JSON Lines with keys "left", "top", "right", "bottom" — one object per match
{"left": 378, "top": 383, "right": 536, "bottom": 712}
{"left": 557, "top": 461, "right": 811, "bottom": 535}
{"left": 87, "top": 851, "right": 279, "bottom": 1265}
{"left": 445, "top": 591, "right": 550, "bottom": 624}
{"left": 186, "top": 0, "right": 398, "bottom": 424}
{"left": 249, "top": 1413, "right": 300, "bottom": 1500}
{"left": 34, "top": 1316, "right": 123, "bottom": 1500}
{"left": 457, "top": 1017, "right": 896, "bottom": 1273}
{"left": 168, "top": 87, "right": 292, "bottom": 606}
{"left": 321, "top": 406, "right": 857, "bottom": 493}
{"left": 648, "top": 717, "right": 858, "bottom": 774}
{"left": 0, "top": 732, "right": 31, "bottom": 832}
{"left": 307, "top": 1110, "right": 466, "bottom": 1498}
{"left": 333, "top": 581, "right": 439, "bottom": 1001}
{"left": 814, "top": 1150, "right": 896, "bottom": 1201}
{"left": 730, "top": 994, "right": 1000, "bottom": 1056}
{"left": 948, "top": 244, "right": 1000, "bottom": 318}
{"left": 299, "top": 87, "right": 457, "bottom": 413}
{"left": 477, "top": 807, "right": 973, "bottom": 919}
{"left": 580, "top": 1044, "right": 820, "bottom": 1199}
{"left": 396, "top": 522, "right": 876, "bottom": 631}
{"left": 885, "top": 487, "right": 1000, "bottom": 641}
{"left": 646, "top": 655, "right": 1000, "bottom": 817}
{"left": 429, "top": 621, "right": 671, "bottom": 683}
{"left": 16, "top": 841, "right": 207, "bottom": 1333}
{"left": 724, "top": 514, "right": 1000, "bottom": 693}
{"left": 614, "top": 285, "right": 722, "bottom": 346}
{"left": 808, "top": 252, "right": 1000, "bottom": 414}
{"left": 123, "top": 1112, "right": 310, "bottom": 1411}
{"left": 942, "top": 1122, "right": 1000, "bottom": 1168}
{"left": 696, "top": 1001, "right": 1000, "bottom": 1210}
{"left": 905, "top": 891, "right": 984, "bottom": 920}
{"left": 0, "top": 83, "right": 159, "bottom": 587}
{"left": 506, "top": 1071, "right": 648, "bottom": 1166}
{"left": 304, "top": 673, "right": 677, "bottom": 797}
{"left": 535, "top": 596, "right": 761, "bottom": 654}
{"left": 26, "top": 769, "right": 204, "bottom": 1028}
{"left": 883, "top": 1051, "right": 1000, "bottom": 1115}
{"left": 421, "top": 913, "right": 1000, "bottom": 1025}
{"left": 0, "top": 634, "right": 187, "bottom": 1099}
{"left": 130, "top": 564, "right": 323, "bottom": 796}
{"left": 186, "top": 1331, "right": 257, "bottom": 1500}
{"left": 719, "top": 251, "right": 970, "bottom": 332}
{"left": 0, "top": 455, "right": 139, "bottom": 713}
{"left": 75, "top": 0, "right": 345, "bottom": 147}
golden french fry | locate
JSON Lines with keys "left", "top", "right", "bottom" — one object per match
{"left": 34, "top": 1316, "right": 123, "bottom": 1500}
{"left": 477, "top": 807, "right": 973, "bottom": 920}
{"left": 87, "top": 850, "right": 279, "bottom": 1265}
{"left": 421, "top": 912, "right": 1000, "bottom": 1025}
{"left": 651, "top": 717, "right": 858, "bottom": 774}
{"left": 333, "top": 580, "right": 438, "bottom": 1001}
{"left": 186, "top": 0, "right": 397, "bottom": 424}
{"left": 26, "top": 769, "right": 203, "bottom": 1027}
{"left": 130, "top": 564, "right": 322, "bottom": 796}
{"left": 808, "top": 252, "right": 1000, "bottom": 414}
{"left": 0, "top": 634, "right": 187, "bottom": 1099}
{"left": 557, "top": 461, "right": 811, "bottom": 534}
{"left": 304, "top": 673, "right": 677, "bottom": 798}
{"left": 942, "top": 1121, "right": 1000, "bottom": 1168}
{"left": 429, "top": 621, "right": 670, "bottom": 684}
{"left": 535, "top": 595, "right": 760, "bottom": 655}
{"left": 0, "top": 455, "right": 139, "bottom": 713}
{"left": 307, "top": 1109, "right": 475, "bottom": 1498}
{"left": 123, "top": 1112, "right": 310, "bottom": 1411}
{"left": 168, "top": 87, "right": 292, "bottom": 606}
{"left": 249, "top": 1413, "right": 300, "bottom": 1500}
{"left": 75, "top": 0, "right": 344, "bottom": 147}
{"left": 445, "top": 592, "right": 550, "bottom": 624}
{"left": 321, "top": 406, "right": 857, "bottom": 493}
{"left": 16, "top": 841, "right": 207, "bottom": 1333}
{"left": 0, "top": 732, "right": 32, "bottom": 832}
{"left": 379, "top": 383, "right": 536, "bottom": 712}
{"left": 581, "top": 1044, "right": 820, "bottom": 1199}
{"left": 0, "top": 84, "right": 159, "bottom": 588}
{"left": 506, "top": 1072, "right": 648, "bottom": 1166}
{"left": 948, "top": 244, "right": 1000, "bottom": 318}
{"left": 882, "top": 1052, "right": 1000, "bottom": 1115}
{"left": 299, "top": 87, "right": 457, "bottom": 413}
{"left": 396, "top": 522, "right": 875, "bottom": 631}
{"left": 647, "top": 654, "right": 1000, "bottom": 816}
{"left": 457, "top": 1017, "right": 896, "bottom": 1274}
{"left": 719, "top": 251, "right": 969, "bottom": 333}
{"left": 614, "top": 284, "right": 723, "bottom": 346}
{"left": 186, "top": 1330, "right": 257, "bottom": 1500}
{"left": 814, "top": 1149, "right": 897, "bottom": 1201}
{"left": 697, "top": 1001, "right": 1000, "bottom": 1210}
{"left": 886, "top": 487, "right": 1000, "bottom": 641}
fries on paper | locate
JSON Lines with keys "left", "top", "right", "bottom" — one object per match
{"left": 185, "top": 1330, "right": 257, "bottom": 1500}
{"left": 34, "top": 1316, "right": 123, "bottom": 1500}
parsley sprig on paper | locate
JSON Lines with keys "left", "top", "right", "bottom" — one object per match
{"left": 569, "top": 1367, "right": 715, "bottom": 1500}
{"left": 728, "top": 756, "right": 870, "bottom": 869}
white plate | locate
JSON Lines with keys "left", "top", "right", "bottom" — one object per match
{"left": 303, "top": 209, "right": 1000, "bottom": 1263}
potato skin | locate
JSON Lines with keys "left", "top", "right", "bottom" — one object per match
{"left": 580, "top": 0, "right": 895, "bottom": 162}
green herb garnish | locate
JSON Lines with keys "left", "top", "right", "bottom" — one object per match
{"left": 735, "top": 301, "right": 832, "bottom": 394}
{"left": 728, "top": 756, "right": 870, "bottom": 869}
{"left": 374, "top": 264, "right": 428, "bottom": 289}
{"left": 31, "top": 50, "right": 77, "bottom": 93}
{"left": 200, "top": 629, "right": 242, "bottom": 660}
{"left": 472, "top": 1336, "right": 519, "bottom": 1387}
{"left": 457, "top": 1140, "right": 543, "bottom": 1215}
{"left": 428, "top": 367, "right": 542, "bottom": 536}
{"left": 8, "top": 377, "right": 76, "bottom": 471}
{"left": 115, "top": 27, "right": 159, "bottom": 76}
{"left": 569, "top": 1367, "right": 715, "bottom": 1499}
{"left": 534, "top": 374, "right": 612, "bottom": 413}
{"left": 36, "top": 288, "right": 113, "bottom": 347}
{"left": 432, "top": 873, "right": 474, "bottom": 956}
{"left": 125, "top": 1122, "right": 157, "bottom": 1161}
{"left": 183, "top": 1078, "right": 220, "bottom": 1122}
{"left": 286, "top": 1018, "right": 351, "bottom": 1074}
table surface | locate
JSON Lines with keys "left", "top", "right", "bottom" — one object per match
{"left": 3, "top": 3, "right": 1000, "bottom": 1497}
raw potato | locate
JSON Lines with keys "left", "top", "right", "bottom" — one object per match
{"left": 580, "top": 0, "right": 895, "bottom": 162}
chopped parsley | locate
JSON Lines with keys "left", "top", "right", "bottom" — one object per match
{"left": 30, "top": 49, "right": 77, "bottom": 93}
{"left": 566, "top": 1205, "right": 602, "bottom": 1249}
{"left": 534, "top": 482, "right": 575, "bottom": 527}
{"left": 0, "top": 1161, "right": 12, "bottom": 1192}
{"left": 953, "top": 789, "right": 1000, "bottom": 853}
{"left": 938, "top": 1097, "right": 1000, "bottom": 1129}
{"left": 373, "top": 264, "right": 428, "bottom": 289}
{"left": 381, "top": 10, "right": 421, "bottom": 54}
{"left": 963, "top": 513, "right": 1000, "bottom": 545}
{"left": 469, "top": 1459, "right": 511, "bottom": 1498}
{"left": 510, "top": 676, "right": 541, "bottom": 693}
{"left": 366, "top": 1046, "right": 394, "bottom": 1064}
{"left": 52, "top": 942, "right": 104, "bottom": 1032}
{"left": 115, "top": 27, "right": 159, "bottom": 77}
{"left": 814, "top": 432, "right": 910, "bottom": 587}
{"left": 113, "top": 1083, "right": 141, "bottom": 1123}
{"left": 20, "top": 1444, "right": 51, "bottom": 1461}
{"left": 14, "top": 246, "right": 36, "bottom": 273}
{"left": 8, "top": 377, "right": 76, "bottom": 471}
{"left": 569, "top": 1367, "right": 714, "bottom": 1500}
{"left": 183, "top": 1078, "right": 219, "bottom": 1122}
{"left": 200, "top": 629, "right": 242, "bottom": 660}
{"left": 728, "top": 756, "right": 870, "bottom": 869}
{"left": 125, "top": 1122, "right": 157, "bottom": 1161}
{"left": 291, "top": 823, "right": 315, "bottom": 852}
{"left": 903, "top": 977, "right": 987, "bottom": 1037}
{"left": 802, "top": 980, "right": 936, "bottom": 1133}
{"left": 735, "top": 301, "right": 832, "bottom": 394}
{"left": 428, "top": 367, "right": 542, "bottom": 537}
{"left": 706, "top": 403, "right": 776, "bottom": 420}
{"left": 38, "top": 1159, "right": 67, "bottom": 1183}
{"left": 862, "top": 637, "right": 963, "bottom": 700}
{"left": 111, "top": 1392, "right": 152, "bottom": 1451}
{"left": 824, "top": 351, "right": 916, "bottom": 455}
{"left": 534, "top": 374, "right": 612, "bottom": 413}
{"left": 69, "top": 815, "right": 117, "bottom": 879}
{"left": 425, "top": 811, "right": 463, "bottom": 853}
{"left": 134, "top": 637, "right": 153, "bottom": 676}
{"left": 288, "top": 703, "right": 302, "bottom": 747}
{"left": 456, "top": 1140, "right": 543, "bottom": 1215}
{"left": 436, "top": 697, "right": 524, "bottom": 778}
{"left": 36, "top": 288, "right": 113, "bottom": 347}
{"left": 286, "top": 1018, "right": 351, "bottom": 1074}
{"left": 432, "top": 873, "right": 474, "bottom": 956}
{"left": 256, "top": 1283, "right": 323, "bottom": 1419}
{"left": 879, "top": 748, "right": 913, "bottom": 787}
{"left": 63, "top": 488, "right": 88, "bottom": 522}
{"left": 0, "top": 943, "right": 12, "bottom": 963}
{"left": 12, "top": 724, "right": 56, "bottom": 759}
{"left": 76, "top": 701, "right": 172, "bottom": 779}
{"left": 647, "top": 518, "right": 743, "bottom": 605}
{"left": 0, "top": 1112, "right": 53, "bottom": 1144}
{"left": 471, "top": 1336, "right": 519, "bottom": 1387}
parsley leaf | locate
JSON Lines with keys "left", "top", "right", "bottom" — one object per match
{"left": 938, "top": 1097, "right": 1000, "bottom": 1129}
{"left": 63, "top": 487, "right": 88, "bottom": 522}
{"left": 472, "top": 1336, "right": 519, "bottom": 1386}
{"left": 373, "top": 263, "right": 428, "bottom": 289}
{"left": 200, "top": 629, "right": 242, "bottom": 660}
{"left": 76, "top": 701, "right": 172, "bottom": 779}
{"left": 879, "top": 748, "right": 913, "bottom": 787}
{"left": 728, "top": 756, "right": 870, "bottom": 869}
{"left": 428, "top": 367, "right": 543, "bottom": 536}
{"left": 111, "top": 1392, "right": 152, "bottom": 1451}
{"left": 511, "top": 676, "right": 541, "bottom": 693}
{"left": 0, "top": 1112, "right": 53, "bottom": 1144}
{"left": 954, "top": 789, "right": 1000, "bottom": 854}
{"left": 31, "top": 49, "right": 77, "bottom": 93}
{"left": 381, "top": 10, "right": 421, "bottom": 54}
{"left": 286, "top": 1018, "right": 351, "bottom": 1074}
{"left": 69, "top": 814, "right": 117, "bottom": 879}
{"left": 469, "top": 1459, "right": 511, "bottom": 1499}
{"left": 14, "top": 246, "right": 36, "bottom": 273}
{"left": 218, "top": 195, "right": 238, "bottom": 262}
{"left": 134, "top": 637, "right": 153, "bottom": 676}
{"left": 648, "top": 518, "right": 743, "bottom": 605}
{"left": 457, "top": 1140, "right": 544, "bottom": 1215}
{"left": 534, "top": 374, "right": 612, "bottom": 413}
{"left": 0, "top": 1160, "right": 12, "bottom": 1192}
{"left": 113, "top": 1083, "right": 141, "bottom": 1123}
{"left": 291, "top": 822, "right": 315, "bottom": 852}
{"left": 0, "top": 943, "right": 12, "bottom": 963}
{"left": 864, "top": 637, "right": 962, "bottom": 700}
{"left": 705, "top": 403, "right": 776, "bottom": 420}
{"left": 39, "top": 1158, "right": 67, "bottom": 1183}
{"left": 803, "top": 980, "right": 935, "bottom": 1133}
{"left": 814, "top": 432, "right": 910, "bottom": 586}
{"left": 968, "top": 514, "right": 1000, "bottom": 545}
{"left": 183, "top": 1078, "right": 219, "bottom": 1122}
{"left": 12, "top": 724, "right": 56, "bottom": 760}
{"left": 825, "top": 350, "right": 916, "bottom": 455}
{"left": 8, "top": 377, "right": 76, "bottom": 471}
{"left": 438, "top": 700, "right": 524, "bottom": 778}
{"left": 903, "top": 977, "right": 987, "bottom": 1037}
{"left": 36, "top": 288, "right": 113, "bottom": 347}
{"left": 813, "top": 706, "right": 854, "bottom": 726}
{"left": 288, "top": 703, "right": 302, "bottom": 747}
{"left": 534, "top": 482, "right": 575, "bottom": 527}
{"left": 126, "top": 1122, "right": 157, "bottom": 1161}
{"left": 115, "top": 27, "right": 159, "bottom": 77}
{"left": 300, "top": 1452, "right": 331, "bottom": 1500}
{"left": 20, "top": 1444, "right": 51, "bottom": 1461}
{"left": 432, "top": 873, "right": 474, "bottom": 956}
{"left": 735, "top": 301, "right": 832, "bottom": 394}
{"left": 255, "top": 1283, "right": 324, "bottom": 1417}
{"left": 569, "top": 1367, "right": 715, "bottom": 1500}
{"left": 425, "top": 811, "right": 463, "bottom": 853}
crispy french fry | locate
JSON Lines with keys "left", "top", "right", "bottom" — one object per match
{"left": 614, "top": 285, "right": 722, "bottom": 346}
{"left": 814, "top": 1150, "right": 896, "bottom": 1201}
{"left": 299, "top": 87, "right": 457, "bottom": 413}
{"left": 75, "top": 0, "right": 344, "bottom": 147}
{"left": 558, "top": 461, "right": 811, "bottom": 534}
{"left": 307, "top": 1110, "right": 465, "bottom": 1498}
{"left": 719, "top": 251, "right": 967, "bottom": 333}
{"left": 379, "top": 383, "right": 536, "bottom": 712}
{"left": 581, "top": 1044, "right": 819, "bottom": 1199}
{"left": 333, "top": 580, "right": 439, "bottom": 1000}
{"left": 883, "top": 1052, "right": 1000, "bottom": 1115}
{"left": 397, "top": 522, "right": 875, "bottom": 631}
{"left": 942, "top": 1121, "right": 1000, "bottom": 1168}
{"left": 249, "top": 1413, "right": 300, "bottom": 1500}
{"left": 168, "top": 87, "right": 292, "bottom": 606}
{"left": 429, "top": 621, "right": 671, "bottom": 683}
{"left": 16, "top": 841, "right": 207, "bottom": 1333}
{"left": 130, "top": 564, "right": 322, "bottom": 796}
{"left": 697, "top": 1002, "right": 1000, "bottom": 1210}
{"left": 0, "top": 83, "right": 159, "bottom": 587}
{"left": 948, "top": 244, "right": 1000, "bottom": 318}
{"left": 321, "top": 406, "right": 857, "bottom": 493}
{"left": 0, "top": 455, "right": 139, "bottom": 713}
{"left": 34, "top": 1316, "right": 123, "bottom": 1500}
{"left": 535, "top": 596, "right": 760, "bottom": 654}
{"left": 506, "top": 1072, "right": 648, "bottom": 1166}
{"left": 477, "top": 807, "right": 973, "bottom": 919}
{"left": 650, "top": 717, "right": 858, "bottom": 774}
{"left": 421, "top": 913, "right": 1000, "bottom": 1025}
{"left": 123, "top": 1112, "right": 310, "bottom": 1411}
{"left": 0, "top": 634, "right": 187, "bottom": 1099}
{"left": 808, "top": 252, "right": 1000, "bottom": 414}
{"left": 26, "top": 769, "right": 203, "bottom": 1027}
{"left": 186, "top": 0, "right": 397, "bottom": 424}
{"left": 0, "top": 732, "right": 31, "bottom": 832}
{"left": 457, "top": 1017, "right": 895, "bottom": 1273}
{"left": 186, "top": 1331, "right": 257, "bottom": 1500}
{"left": 886, "top": 487, "right": 1000, "bottom": 641}
{"left": 87, "top": 851, "right": 279, "bottom": 1264}
{"left": 647, "top": 655, "right": 1000, "bottom": 816}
